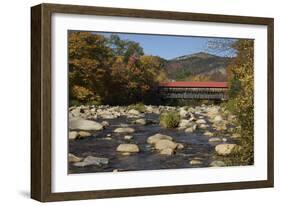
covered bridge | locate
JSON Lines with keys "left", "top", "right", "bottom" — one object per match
{"left": 158, "top": 81, "right": 228, "bottom": 100}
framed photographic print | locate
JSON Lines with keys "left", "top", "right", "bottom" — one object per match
{"left": 31, "top": 3, "right": 274, "bottom": 202}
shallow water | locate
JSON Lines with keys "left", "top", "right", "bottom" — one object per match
{"left": 69, "top": 113, "right": 234, "bottom": 173}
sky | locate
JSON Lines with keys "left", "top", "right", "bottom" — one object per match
{"left": 93, "top": 31, "right": 237, "bottom": 60}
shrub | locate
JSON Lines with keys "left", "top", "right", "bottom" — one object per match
{"left": 160, "top": 111, "right": 180, "bottom": 128}
{"left": 128, "top": 103, "right": 146, "bottom": 113}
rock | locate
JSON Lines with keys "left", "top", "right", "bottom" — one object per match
{"left": 145, "top": 105, "right": 154, "bottom": 113}
{"left": 101, "top": 121, "right": 109, "bottom": 127}
{"left": 215, "top": 144, "right": 241, "bottom": 156}
{"left": 204, "top": 131, "right": 214, "bottom": 137}
{"left": 69, "top": 119, "right": 104, "bottom": 131}
{"left": 106, "top": 134, "right": 112, "bottom": 137}
{"left": 160, "top": 148, "right": 174, "bottom": 155}
{"left": 135, "top": 118, "right": 146, "bottom": 125}
{"left": 154, "top": 139, "right": 178, "bottom": 151}
{"left": 199, "top": 124, "right": 209, "bottom": 129}
{"left": 69, "top": 131, "right": 78, "bottom": 140}
{"left": 114, "top": 127, "right": 135, "bottom": 133}
{"left": 113, "top": 169, "right": 119, "bottom": 172}
{"left": 210, "top": 160, "right": 226, "bottom": 167}
{"left": 70, "top": 107, "right": 81, "bottom": 118}
{"left": 213, "top": 122, "right": 227, "bottom": 131}
{"left": 178, "top": 119, "right": 193, "bottom": 129}
{"left": 177, "top": 143, "right": 184, "bottom": 149}
{"left": 103, "top": 137, "right": 112, "bottom": 140}
{"left": 128, "top": 109, "right": 140, "bottom": 115}
{"left": 208, "top": 137, "right": 222, "bottom": 142}
{"left": 190, "top": 159, "right": 203, "bottom": 165}
{"left": 100, "top": 114, "right": 116, "bottom": 119}
{"left": 179, "top": 108, "right": 189, "bottom": 118}
{"left": 231, "top": 133, "right": 241, "bottom": 139}
{"left": 196, "top": 119, "right": 207, "bottom": 124}
{"left": 73, "top": 156, "right": 109, "bottom": 167}
{"left": 124, "top": 135, "right": 133, "bottom": 140}
{"left": 147, "top": 133, "right": 173, "bottom": 145}
{"left": 185, "top": 124, "right": 197, "bottom": 133}
{"left": 78, "top": 131, "right": 91, "bottom": 137}
{"left": 213, "top": 115, "right": 223, "bottom": 122}
{"left": 69, "top": 153, "right": 83, "bottom": 163}
{"left": 222, "top": 138, "right": 227, "bottom": 142}
{"left": 121, "top": 152, "right": 131, "bottom": 156}
{"left": 116, "top": 144, "right": 140, "bottom": 153}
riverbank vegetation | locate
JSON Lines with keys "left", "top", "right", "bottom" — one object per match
{"left": 223, "top": 39, "right": 254, "bottom": 165}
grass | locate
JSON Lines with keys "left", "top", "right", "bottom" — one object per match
{"left": 160, "top": 111, "right": 181, "bottom": 128}
{"left": 128, "top": 103, "right": 146, "bottom": 113}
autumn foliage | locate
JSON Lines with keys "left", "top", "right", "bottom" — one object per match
{"left": 226, "top": 39, "right": 254, "bottom": 165}
{"left": 68, "top": 32, "right": 167, "bottom": 105}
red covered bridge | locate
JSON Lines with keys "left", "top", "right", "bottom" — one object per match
{"left": 158, "top": 81, "right": 228, "bottom": 100}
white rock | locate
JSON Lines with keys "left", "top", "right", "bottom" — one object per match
{"left": 116, "top": 144, "right": 139, "bottom": 153}
{"left": 101, "top": 121, "right": 109, "bottom": 127}
{"left": 176, "top": 143, "right": 184, "bottom": 149}
{"left": 135, "top": 118, "right": 146, "bottom": 125}
{"left": 69, "top": 119, "right": 103, "bottom": 131}
{"left": 69, "top": 131, "right": 78, "bottom": 140}
{"left": 124, "top": 135, "right": 133, "bottom": 140}
{"left": 128, "top": 109, "right": 140, "bottom": 115}
{"left": 215, "top": 144, "right": 240, "bottom": 156}
{"left": 73, "top": 156, "right": 109, "bottom": 167}
{"left": 179, "top": 108, "right": 189, "bottom": 118}
{"left": 155, "top": 139, "right": 178, "bottom": 151}
{"left": 78, "top": 131, "right": 91, "bottom": 137}
{"left": 69, "top": 153, "right": 83, "bottom": 163}
{"left": 160, "top": 148, "right": 174, "bottom": 155}
{"left": 208, "top": 137, "right": 222, "bottom": 142}
{"left": 190, "top": 159, "right": 203, "bottom": 165}
{"left": 199, "top": 124, "right": 209, "bottom": 129}
{"left": 213, "top": 115, "right": 223, "bottom": 122}
{"left": 114, "top": 127, "right": 135, "bottom": 133}
{"left": 196, "top": 119, "right": 207, "bottom": 124}
{"left": 178, "top": 119, "right": 192, "bottom": 128}
{"left": 204, "top": 131, "right": 214, "bottom": 137}
{"left": 147, "top": 133, "right": 173, "bottom": 144}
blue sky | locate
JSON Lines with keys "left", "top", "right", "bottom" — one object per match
{"left": 93, "top": 31, "right": 237, "bottom": 60}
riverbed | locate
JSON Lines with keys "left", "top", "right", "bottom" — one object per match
{"left": 68, "top": 105, "right": 238, "bottom": 174}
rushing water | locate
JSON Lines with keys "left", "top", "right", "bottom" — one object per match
{"left": 69, "top": 113, "right": 234, "bottom": 174}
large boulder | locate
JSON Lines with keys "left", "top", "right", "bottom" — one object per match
{"left": 128, "top": 109, "right": 140, "bottom": 115}
{"left": 73, "top": 156, "right": 109, "bottom": 167}
{"left": 68, "top": 153, "right": 83, "bottom": 163}
{"left": 215, "top": 144, "right": 241, "bottom": 156}
{"left": 114, "top": 127, "right": 135, "bottom": 134}
{"left": 69, "top": 119, "right": 103, "bottom": 131}
{"left": 147, "top": 133, "right": 173, "bottom": 145}
{"left": 154, "top": 139, "right": 178, "bottom": 151}
{"left": 69, "top": 131, "right": 78, "bottom": 140}
{"left": 116, "top": 144, "right": 140, "bottom": 153}
{"left": 160, "top": 148, "right": 174, "bottom": 155}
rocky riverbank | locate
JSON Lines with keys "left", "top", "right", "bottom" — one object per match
{"left": 68, "top": 104, "right": 242, "bottom": 173}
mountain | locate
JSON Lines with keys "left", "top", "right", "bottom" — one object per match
{"left": 164, "top": 52, "right": 233, "bottom": 82}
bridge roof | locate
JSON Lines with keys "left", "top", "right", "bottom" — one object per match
{"left": 159, "top": 81, "right": 228, "bottom": 88}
